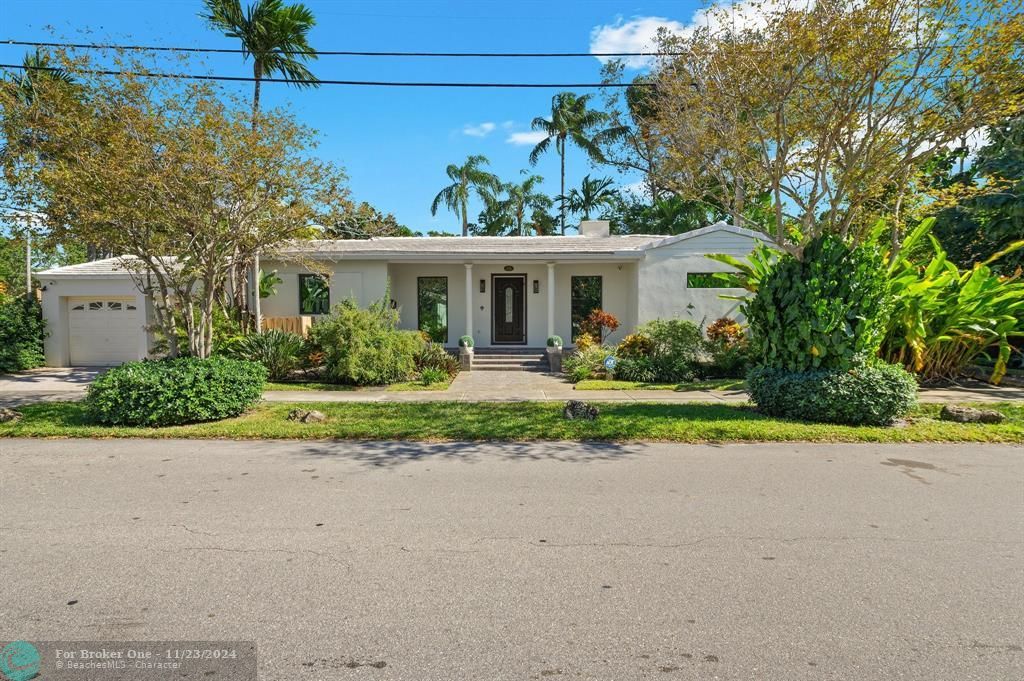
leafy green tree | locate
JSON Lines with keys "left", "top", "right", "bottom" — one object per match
{"left": 202, "top": 0, "right": 319, "bottom": 123}
{"left": 320, "top": 199, "right": 412, "bottom": 238}
{"left": 529, "top": 92, "right": 626, "bottom": 233}
{"left": 925, "top": 113, "right": 1024, "bottom": 273}
{"left": 647, "top": 0, "right": 1023, "bottom": 252}
{"left": 603, "top": 194, "right": 717, "bottom": 235}
{"left": 558, "top": 174, "right": 618, "bottom": 222}
{"left": 430, "top": 155, "right": 500, "bottom": 237}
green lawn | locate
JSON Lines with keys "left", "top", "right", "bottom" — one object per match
{"left": 266, "top": 378, "right": 451, "bottom": 392}
{"left": 1, "top": 401, "right": 1021, "bottom": 443}
{"left": 575, "top": 378, "right": 746, "bottom": 391}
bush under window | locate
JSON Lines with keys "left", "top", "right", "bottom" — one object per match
{"left": 85, "top": 356, "right": 266, "bottom": 426}
{"left": 637, "top": 319, "right": 703, "bottom": 382}
{"left": 747, "top": 361, "right": 917, "bottom": 426}
{"left": 307, "top": 298, "right": 424, "bottom": 385}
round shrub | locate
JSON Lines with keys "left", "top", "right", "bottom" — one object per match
{"left": 546, "top": 335, "right": 563, "bottom": 348}
{"left": 85, "top": 357, "right": 267, "bottom": 426}
{"left": 616, "top": 333, "right": 653, "bottom": 359}
{"left": 747, "top": 361, "right": 918, "bottom": 426}
{"left": 459, "top": 335, "right": 474, "bottom": 348}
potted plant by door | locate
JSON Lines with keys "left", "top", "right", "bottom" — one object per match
{"left": 546, "top": 335, "right": 563, "bottom": 373}
{"left": 459, "top": 335, "right": 474, "bottom": 371}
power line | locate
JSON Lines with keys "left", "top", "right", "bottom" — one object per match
{"left": 0, "top": 63, "right": 653, "bottom": 88}
{"left": 1, "top": 39, "right": 680, "bottom": 59}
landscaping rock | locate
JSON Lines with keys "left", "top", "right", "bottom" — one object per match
{"left": 287, "top": 409, "right": 327, "bottom": 424}
{"left": 0, "top": 407, "right": 22, "bottom": 423}
{"left": 563, "top": 400, "right": 599, "bottom": 421}
{"left": 939, "top": 405, "right": 1005, "bottom": 424}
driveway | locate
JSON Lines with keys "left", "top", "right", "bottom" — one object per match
{"left": 1, "top": 439, "right": 1020, "bottom": 680}
{"left": 0, "top": 367, "right": 103, "bottom": 406}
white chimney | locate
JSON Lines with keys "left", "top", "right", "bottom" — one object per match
{"left": 578, "top": 220, "right": 610, "bottom": 237}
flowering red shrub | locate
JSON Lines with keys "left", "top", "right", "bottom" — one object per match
{"left": 579, "top": 310, "right": 620, "bottom": 343}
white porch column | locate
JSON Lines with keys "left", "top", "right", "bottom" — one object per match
{"left": 546, "top": 262, "right": 555, "bottom": 340}
{"left": 464, "top": 263, "right": 473, "bottom": 341}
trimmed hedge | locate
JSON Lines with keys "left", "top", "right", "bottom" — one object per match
{"left": 747, "top": 362, "right": 917, "bottom": 426}
{"left": 85, "top": 357, "right": 267, "bottom": 426}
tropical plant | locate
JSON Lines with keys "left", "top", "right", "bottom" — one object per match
{"left": 743, "top": 235, "right": 891, "bottom": 372}
{"left": 614, "top": 356, "right": 658, "bottom": 383}
{"left": 704, "top": 318, "right": 751, "bottom": 378}
{"left": 415, "top": 342, "right": 459, "bottom": 378}
{"left": 529, "top": 92, "right": 627, "bottom": 233}
{"left": 430, "top": 155, "right": 500, "bottom": 237}
{"left": 85, "top": 356, "right": 267, "bottom": 426}
{"left": 420, "top": 367, "right": 449, "bottom": 385}
{"left": 603, "top": 194, "right": 716, "bottom": 236}
{"left": 202, "top": 0, "right": 319, "bottom": 122}
{"left": 616, "top": 333, "right": 654, "bottom": 358}
{"left": 879, "top": 218, "right": 1024, "bottom": 384}
{"left": 306, "top": 297, "right": 424, "bottom": 385}
{"left": 258, "top": 269, "right": 282, "bottom": 298}
{"left": 563, "top": 344, "right": 614, "bottom": 383}
{"left": 475, "top": 172, "right": 552, "bottom": 236}
{"left": 558, "top": 175, "right": 619, "bottom": 222}
{"left": 705, "top": 242, "right": 780, "bottom": 293}
{"left": 221, "top": 328, "right": 303, "bottom": 380}
{"left": 578, "top": 309, "right": 620, "bottom": 343}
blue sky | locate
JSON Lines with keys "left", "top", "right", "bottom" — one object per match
{"left": 3, "top": 0, "right": 707, "bottom": 233}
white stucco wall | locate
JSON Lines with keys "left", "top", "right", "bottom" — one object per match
{"left": 35, "top": 276, "right": 149, "bottom": 367}
{"left": 388, "top": 262, "right": 636, "bottom": 348}
{"left": 637, "top": 229, "right": 766, "bottom": 329}
{"left": 259, "top": 259, "right": 389, "bottom": 318}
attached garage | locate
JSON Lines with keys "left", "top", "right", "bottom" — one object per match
{"left": 34, "top": 259, "right": 152, "bottom": 367}
{"left": 67, "top": 298, "right": 143, "bottom": 366}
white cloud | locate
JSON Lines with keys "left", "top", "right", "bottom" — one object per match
{"left": 589, "top": 16, "right": 688, "bottom": 69}
{"left": 506, "top": 131, "right": 548, "bottom": 146}
{"left": 590, "top": 3, "right": 816, "bottom": 69}
{"left": 463, "top": 122, "right": 496, "bottom": 137}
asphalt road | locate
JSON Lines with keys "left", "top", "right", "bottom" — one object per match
{"left": 1, "top": 439, "right": 1021, "bottom": 680}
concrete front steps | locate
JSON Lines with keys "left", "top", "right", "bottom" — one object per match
{"left": 472, "top": 348, "right": 549, "bottom": 372}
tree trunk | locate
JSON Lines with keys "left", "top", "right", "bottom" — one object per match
{"left": 461, "top": 199, "right": 468, "bottom": 237}
{"left": 252, "top": 61, "right": 262, "bottom": 129}
{"left": 559, "top": 142, "right": 566, "bottom": 235}
{"left": 25, "top": 230, "right": 31, "bottom": 296}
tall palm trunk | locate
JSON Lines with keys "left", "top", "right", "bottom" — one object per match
{"left": 559, "top": 137, "right": 566, "bottom": 235}
{"left": 251, "top": 60, "right": 263, "bottom": 128}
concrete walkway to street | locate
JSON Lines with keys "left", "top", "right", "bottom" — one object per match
{"left": 2, "top": 366, "right": 1021, "bottom": 407}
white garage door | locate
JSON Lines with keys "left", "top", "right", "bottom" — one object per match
{"left": 68, "top": 298, "right": 141, "bottom": 366}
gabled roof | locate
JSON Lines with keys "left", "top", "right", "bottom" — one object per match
{"left": 33, "top": 223, "right": 773, "bottom": 277}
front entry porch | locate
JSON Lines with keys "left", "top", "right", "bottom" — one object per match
{"left": 387, "top": 260, "right": 637, "bottom": 350}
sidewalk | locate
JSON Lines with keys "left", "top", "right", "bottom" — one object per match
{"left": 263, "top": 370, "right": 1024, "bottom": 404}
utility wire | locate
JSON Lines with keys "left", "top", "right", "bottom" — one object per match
{"left": 2, "top": 39, "right": 681, "bottom": 58}
{"left": 0, "top": 63, "right": 653, "bottom": 88}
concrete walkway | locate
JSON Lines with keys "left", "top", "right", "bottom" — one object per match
{"left": 263, "top": 369, "right": 1024, "bottom": 404}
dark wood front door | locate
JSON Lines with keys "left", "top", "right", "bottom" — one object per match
{"left": 492, "top": 275, "right": 526, "bottom": 344}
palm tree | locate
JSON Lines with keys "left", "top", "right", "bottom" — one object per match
{"left": 202, "top": 0, "right": 319, "bottom": 125}
{"left": 476, "top": 173, "right": 552, "bottom": 236}
{"left": 430, "top": 155, "right": 500, "bottom": 237}
{"left": 559, "top": 175, "right": 619, "bottom": 222}
{"left": 529, "top": 92, "right": 626, "bottom": 234}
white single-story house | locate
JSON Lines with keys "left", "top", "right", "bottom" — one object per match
{"left": 33, "top": 221, "right": 770, "bottom": 367}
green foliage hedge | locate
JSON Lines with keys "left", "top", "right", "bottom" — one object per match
{"left": 85, "top": 357, "right": 267, "bottom": 426}
{"left": 0, "top": 295, "right": 45, "bottom": 373}
{"left": 637, "top": 319, "right": 702, "bottom": 382}
{"left": 747, "top": 362, "right": 917, "bottom": 426}
{"left": 745, "top": 235, "right": 890, "bottom": 371}
{"left": 307, "top": 299, "right": 424, "bottom": 385}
